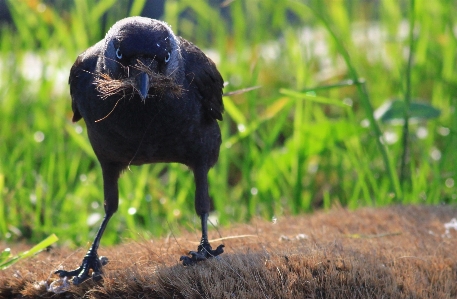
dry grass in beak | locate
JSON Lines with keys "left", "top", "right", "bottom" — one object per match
{"left": 94, "top": 61, "right": 183, "bottom": 101}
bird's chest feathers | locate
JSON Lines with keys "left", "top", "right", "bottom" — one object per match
{"left": 92, "top": 93, "right": 196, "bottom": 140}
{"left": 87, "top": 92, "right": 206, "bottom": 165}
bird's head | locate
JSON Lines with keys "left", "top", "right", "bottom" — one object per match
{"left": 96, "top": 17, "right": 183, "bottom": 101}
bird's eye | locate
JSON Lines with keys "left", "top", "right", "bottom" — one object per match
{"left": 115, "top": 48, "right": 122, "bottom": 59}
{"left": 165, "top": 52, "right": 171, "bottom": 63}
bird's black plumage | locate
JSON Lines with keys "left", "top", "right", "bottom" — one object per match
{"left": 56, "top": 17, "right": 224, "bottom": 285}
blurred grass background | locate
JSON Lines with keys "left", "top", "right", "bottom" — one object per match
{"left": 0, "top": 0, "right": 456, "bottom": 247}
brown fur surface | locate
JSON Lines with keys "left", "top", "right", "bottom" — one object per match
{"left": 1, "top": 205, "right": 456, "bottom": 298}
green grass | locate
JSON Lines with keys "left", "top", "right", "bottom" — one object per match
{"left": 0, "top": 234, "right": 57, "bottom": 269}
{"left": 0, "top": 0, "right": 456, "bottom": 247}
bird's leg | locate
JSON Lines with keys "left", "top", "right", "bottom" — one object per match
{"left": 55, "top": 214, "right": 111, "bottom": 284}
{"left": 198, "top": 212, "right": 225, "bottom": 257}
{"left": 180, "top": 213, "right": 225, "bottom": 265}
{"left": 180, "top": 166, "right": 224, "bottom": 266}
{"left": 55, "top": 162, "right": 120, "bottom": 285}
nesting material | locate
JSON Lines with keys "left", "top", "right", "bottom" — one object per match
{"left": 94, "top": 60, "right": 183, "bottom": 101}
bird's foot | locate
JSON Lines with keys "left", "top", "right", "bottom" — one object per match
{"left": 180, "top": 242, "right": 224, "bottom": 266}
{"left": 55, "top": 253, "right": 108, "bottom": 285}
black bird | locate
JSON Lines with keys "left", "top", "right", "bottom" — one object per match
{"left": 55, "top": 17, "right": 224, "bottom": 285}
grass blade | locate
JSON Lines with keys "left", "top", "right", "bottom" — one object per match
{"left": 0, "top": 234, "right": 58, "bottom": 270}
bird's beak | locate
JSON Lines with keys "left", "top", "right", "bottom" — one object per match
{"left": 136, "top": 72, "right": 150, "bottom": 100}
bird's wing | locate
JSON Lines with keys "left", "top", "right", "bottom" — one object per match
{"left": 180, "top": 38, "right": 224, "bottom": 121}
{"left": 69, "top": 42, "right": 102, "bottom": 122}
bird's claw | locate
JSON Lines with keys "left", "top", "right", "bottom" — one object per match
{"left": 55, "top": 255, "right": 108, "bottom": 285}
{"left": 180, "top": 243, "right": 224, "bottom": 266}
